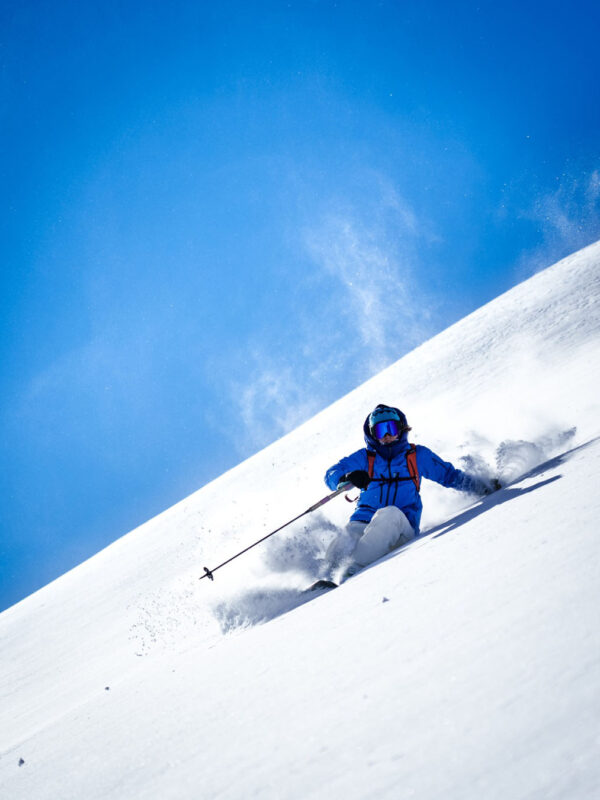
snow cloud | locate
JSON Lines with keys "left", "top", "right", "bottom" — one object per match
{"left": 235, "top": 356, "right": 320, "bottom": 447}
{"left": 304, "top": 209, "right": 422, "bottom": 365}
{"left": 227, "top": 177, "right": 436, "bottom": 451}
{"left": 517, "top": 167, "right": 600, "bottom": 277}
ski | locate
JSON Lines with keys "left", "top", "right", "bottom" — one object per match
{"left": 304, "top": 579, "right": 338, "bottom": 593}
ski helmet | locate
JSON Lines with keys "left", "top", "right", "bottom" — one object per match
{"left": 368, "top": 404, "right": 409, "bottom": 437}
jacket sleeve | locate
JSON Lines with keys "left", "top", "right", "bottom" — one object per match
{"left": 416, "top": 445, "right": 490, "bottom": 494}
{"left": 324, "top": 448, "right": 369, "bottom": 490}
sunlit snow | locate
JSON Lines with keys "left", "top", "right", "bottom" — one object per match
{"left": 1, "top": 242, "right": 599, "bottom": 799}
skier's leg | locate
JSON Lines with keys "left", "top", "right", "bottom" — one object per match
{"left": 324, "top": 521, "right": 366, "bottom": 572}
{"left": 351, "top": 506, "right": 414, "bottom": 568}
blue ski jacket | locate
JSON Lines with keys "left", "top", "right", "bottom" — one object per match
{"left": 325, "top": 410, "right": 489, "bottom": 533}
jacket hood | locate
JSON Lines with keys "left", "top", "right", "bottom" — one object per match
{"left": 363, "top": 404, "right": 411, "bottom": 459}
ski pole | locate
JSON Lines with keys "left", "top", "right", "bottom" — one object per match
{"left": 200, "top": 483, "right": 351, "bottom": 581}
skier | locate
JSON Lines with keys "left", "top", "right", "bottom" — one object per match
{"left": 323, "top": 404, "right": 498, "bottom": 582}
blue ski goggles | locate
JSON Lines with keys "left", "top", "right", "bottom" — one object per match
{"left": 372, "top": 419, "right": 402, "bottom": 440}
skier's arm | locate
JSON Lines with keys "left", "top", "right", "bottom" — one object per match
{"left": 416, "top": 445, "right": 496, "bottom": 495}
{"left": 324, "top": 449, "right": 369, "bottom": 491}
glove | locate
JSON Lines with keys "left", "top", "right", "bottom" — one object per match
{"left": 339, "top": 470, "right": 371, "bottom": 490}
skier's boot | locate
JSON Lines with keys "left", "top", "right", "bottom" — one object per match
{"left": 338, "top": 560, "right": 362, "bottom": 583}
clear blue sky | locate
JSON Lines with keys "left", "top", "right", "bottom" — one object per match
{"left": 2, "top": 0, "right": 599, "bottom": 611}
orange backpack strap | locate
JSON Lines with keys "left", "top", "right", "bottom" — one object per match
{"left": 366, "top": 447, "right": 419, "bottom": 491}
{"left": 406, "top": 444, "right": 420, "bottom": 492}
{"left": 366, "top": 450, "right": 376, "bottom": 479}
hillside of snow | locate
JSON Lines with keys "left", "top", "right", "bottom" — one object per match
{"left": 1, "top": 241, "right": 599, "bottom": 799}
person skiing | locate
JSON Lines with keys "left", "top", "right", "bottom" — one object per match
{"left": 323, "top": 403, "right": 498, "bottom": 582}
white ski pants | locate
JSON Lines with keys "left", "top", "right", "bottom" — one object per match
{"left": 327, "top": 506, "right": 415, "bottom": 569}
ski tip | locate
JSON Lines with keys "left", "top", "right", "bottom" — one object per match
{"left": 305, "top": 579, "right": 338, "bottom": 592}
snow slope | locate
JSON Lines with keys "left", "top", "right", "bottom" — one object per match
{"left": 1, "top": 242, "right": 599, "bottom": 799}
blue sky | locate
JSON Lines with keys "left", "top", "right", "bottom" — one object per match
{"left": 2, "top": 0, "right": 599, "bottom": 611}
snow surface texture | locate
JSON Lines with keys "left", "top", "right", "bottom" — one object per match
{"left": 1, "top": 242, "right": 599, "bottom": 799}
